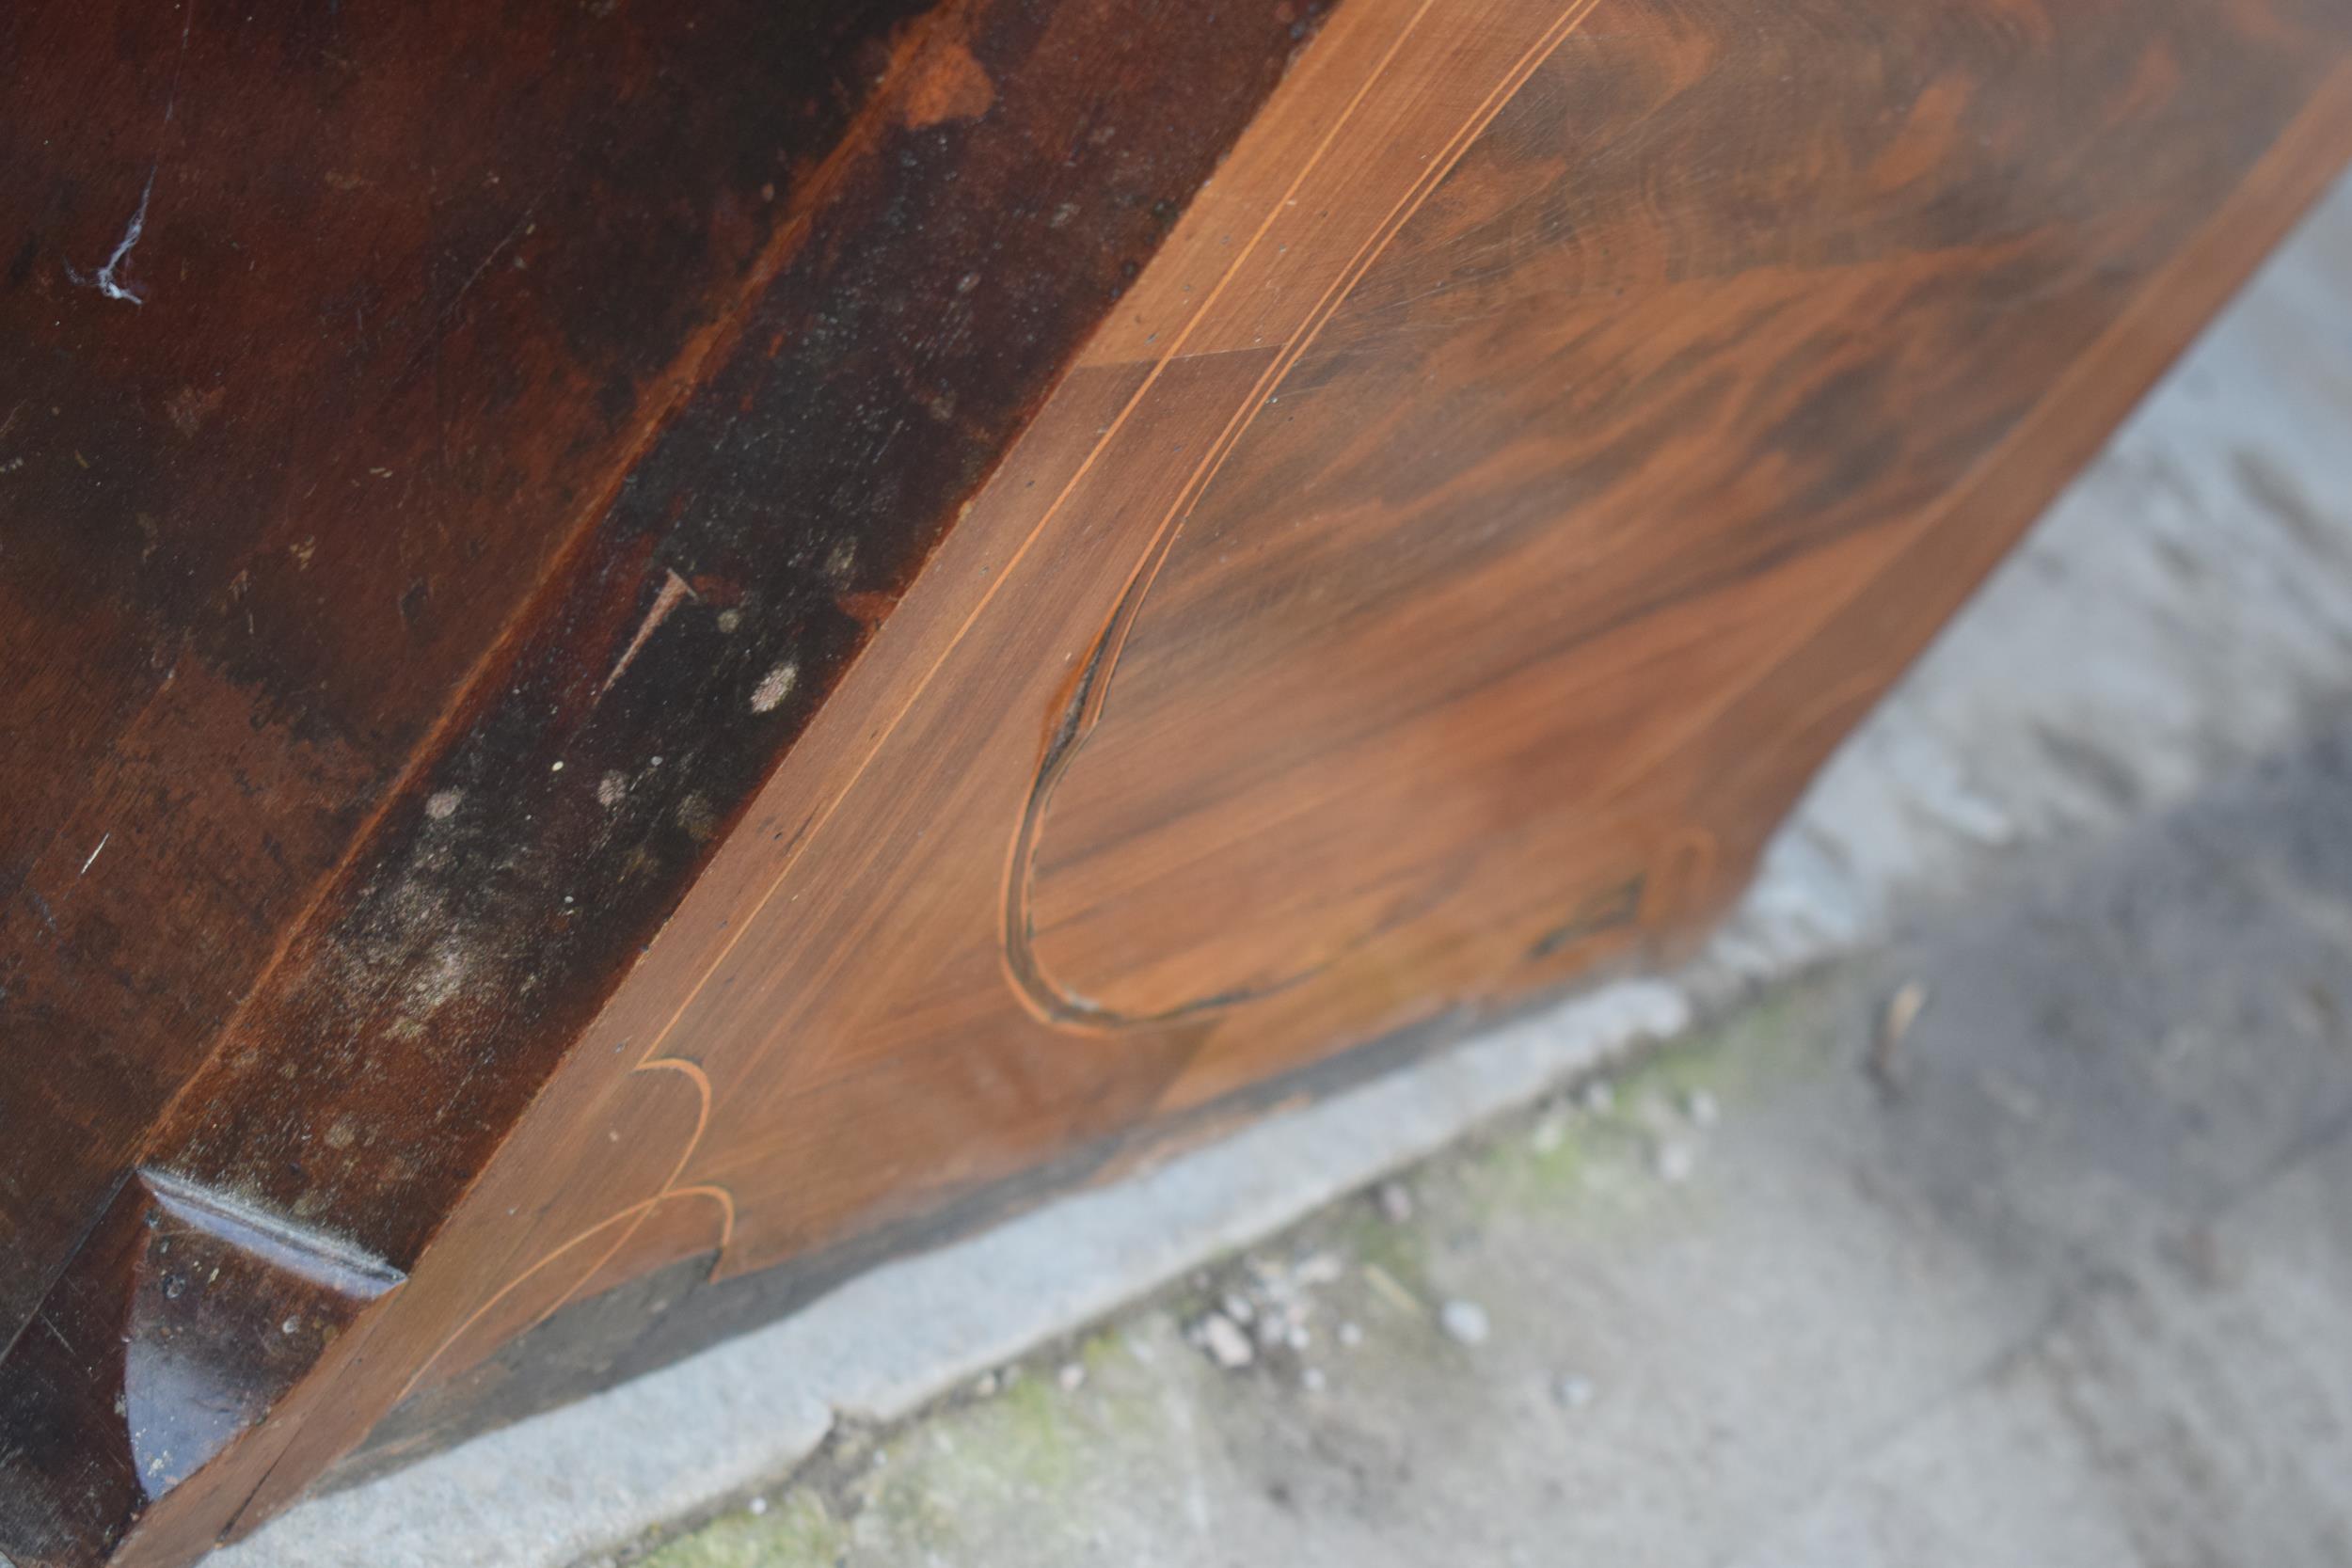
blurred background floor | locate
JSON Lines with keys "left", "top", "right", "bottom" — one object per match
{"left": 224, "top": 173, "right": 2352, "bottom": 1568}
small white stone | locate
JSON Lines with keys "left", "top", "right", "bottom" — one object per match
{"left": 1221, "top": 1291, "right": 1255, "bottom": 1325}
{"left": 1376, "top": 1180, "right": 1414, "bottom": 1224}
{"left": 1300, "top": 1367, "right": 1327, "bottom": 1394}
{"left": 1057, "top": 1363, "right": 1086, "bottom": 1393}
{"left": 1531, "top": 1115, "right": 1566, "bottom": 1153}
{"left": 1338, "top": 1321, "right": 1363, "bottom": 1349}
{"left": 1439, "top": 1299, "right": 1490, "bottom": 1346}
{"left": 1554, "top": 1374, "right": 1597, "bottom": 1410}
{"left": 1581, "top": 1079, "right": 1616, "bottom": 1114}
{"left": 1294, "top": 1251, "right": 1344, "bottom": 1287}
{"left": 748, "top": 1497, "right": 769, "bottom": 1516}
{"left": 1684, "top": 1089, "right": 1721, "bottom": 1129}
{"left": 1654, "top": 1139, "right": 1697, "bottom": 1183}
{"left": 1200, "top": 1313, "right": 1255, "bottom": 1370}
{"left": 972, "top": 1371, "right": 998, "bottom": 1398}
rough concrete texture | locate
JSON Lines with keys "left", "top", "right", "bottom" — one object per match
{"left": 211, "top": 175, "right": 2352, "bottom": 1568}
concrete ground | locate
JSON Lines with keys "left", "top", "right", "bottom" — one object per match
{"left": 215, "top": 177, "right": 2352, "bottom": 1568}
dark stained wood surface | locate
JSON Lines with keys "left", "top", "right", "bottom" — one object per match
{"left": 0, "top": 0, "right": 928, "bottom": 1343}
{"left": 0, "top": 0, "right": 1327, "bottom": 1560}
{"left": 6, "top": 0, "right": 2352, "bottom": 1561}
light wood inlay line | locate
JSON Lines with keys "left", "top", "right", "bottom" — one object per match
{"left": 613, "top": 0, "right": 1451, "bottom": 1086}
{"left": 446, "top": 0, "right": 1481, "bottom": 1316}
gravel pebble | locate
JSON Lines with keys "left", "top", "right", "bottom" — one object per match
{"left": 1201, "top": 1312, "right": 1256, "bottom": 1370}
{"left": 1295, "top": 1252, "right": 1344, "bottom": 1287}
{"left": 1654, "top": 1139, "right": 1696, "bottom": 1183}
{"left": 1439, "top": 1299, "right": 1491, "bottom": 1346}
{"left": 1377, "top": 1180, "right": 1415, "bottom": 1224}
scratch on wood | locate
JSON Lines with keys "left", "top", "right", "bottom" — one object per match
{"left": 599, "top": 569, "right": 698, "bottom": 700}
{"left": 79, "top": 833, "right": 110, "bottom": 877}
{"left": 72, "top": 173, "right": 157, "bottom": 305}
{"left": 65, "top": 1, "right": 196, "bottom": 306}
{"left": 34, "top": 1310, "right": 72, "bottom": 1354}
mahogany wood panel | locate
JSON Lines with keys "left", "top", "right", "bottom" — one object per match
{"left": 7, "top": 0, "right": 2352, "bottom": 1562}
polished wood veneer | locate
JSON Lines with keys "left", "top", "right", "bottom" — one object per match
{"left": 7, "top": 0, "right": 2350, "bottom": 1561}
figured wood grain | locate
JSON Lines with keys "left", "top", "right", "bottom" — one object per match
{"left": 491, "top": 0, "right": 2352, "bottom": 1291}
{"left": 343, "top": 0, "right": 2352, "bottom": 1470}
{"left": 5, "top": 0, "right": 2351, "bottom": 1561}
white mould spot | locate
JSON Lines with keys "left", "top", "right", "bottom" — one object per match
{"left": 751, "top": 661, "right": 799, "bottom": 714}
{"left": 675, "top": 793, "right": 718, "bottom": 842}
{"left": 424, "top": 790, "right": 463, "bottom": 821}
{"left": 405, "top": 939, "right": 473, "bottom": 1016}
{"left": 597, "top": 771, "right": 628, "bottom": 808}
